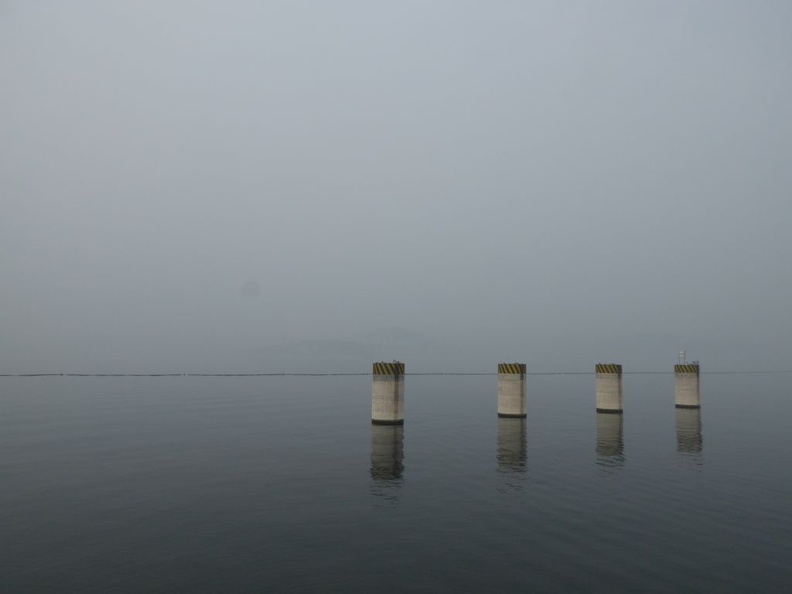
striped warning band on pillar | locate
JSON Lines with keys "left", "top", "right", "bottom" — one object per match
{"left": 595, "top": 363, "right": 622, "bottom": 374}
{"left": 674, "top": 364, "right": 700, "bottom": 374}
{"left": 372, "top": 362, "right": 405, "bottom": 375}
{"left": 497, "top": 363, "right": 526, "bottom": 374}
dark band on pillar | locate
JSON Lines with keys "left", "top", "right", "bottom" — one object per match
{"left": 497, "top": 363, "right": 527, "bottom": 375}
{"left": 373, "top": 362, "right": 405, "bottom": 375}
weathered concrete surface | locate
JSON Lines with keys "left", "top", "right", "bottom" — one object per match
{"left": 595, "top": 364, "right": 623, "bottom": 413}
{"left": 497, "top": 363, "right": 527, "bottom": 417}
{"left": 371, "top": 362, "right": 405, "bottom": 424}
{"left": 675, "top": 364, "right": 700, "bottom": 408}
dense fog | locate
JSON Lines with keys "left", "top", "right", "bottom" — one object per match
{"left": 3, "top": 1, "right": 791, "bottom": 373}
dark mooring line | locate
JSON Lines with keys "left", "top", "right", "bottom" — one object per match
{"left": 1, "top": 370, "right": 790, "bottom": 378}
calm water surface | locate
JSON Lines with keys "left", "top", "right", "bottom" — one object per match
{"left": 2, "top": 374, "right": 790, "bottom": 592}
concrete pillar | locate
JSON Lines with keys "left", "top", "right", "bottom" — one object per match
{"left": 676, "top": 408, "right": 703, "bottom": 453}
{"left": 371, "top": 361, "right": 405, "bottom": 425}
{"left": 596, "top": 412, "right": 624, "bottom": 458}
{"left": 497, "top": 417, "right": 527, "bottom": 472}
{"left": 497, "top": 363, "right": 527, "bottom": 418}
{"left": 370, "top": 424, "right": 404, "bottom": 480}
{"left": 675, "top": 363, "right": 700, "bottom": 408}
{"left": 595, "top": 363, "right": 623, "bottom": 413}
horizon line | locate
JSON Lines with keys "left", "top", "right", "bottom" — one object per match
{"left": 1, "top": 370, "right": 791, "bottom": 378}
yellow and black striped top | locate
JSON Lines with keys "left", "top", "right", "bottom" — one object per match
{"left": 595, "top": 363, "right": 622, "bottom": 374}
{"left": 372, "top": 362, "right": 405, "bottom": 375}
{"left": 498, "top": 363, "right": 526, "bottom": 375}
{"left": 674, "top": 364, "right": 700, "bottom": 374}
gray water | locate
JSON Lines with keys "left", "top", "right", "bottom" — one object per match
{"left": 2, "top": 374, "right": 790, "bottom": 592}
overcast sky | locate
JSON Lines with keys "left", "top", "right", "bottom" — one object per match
{"left": 2, "top": 1, "right": 791, "bottom": 373}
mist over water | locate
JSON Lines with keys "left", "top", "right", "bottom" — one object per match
{"left": 3, "top": 2, "right": 791, "bottom": 591}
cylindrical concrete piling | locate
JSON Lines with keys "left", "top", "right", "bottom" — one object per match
{"left": 370, "top": 424, "right": 405, "bottom": 480}
{"left": 676, "top": 408, "right": 703, "bottom": 453}
{"left": 675, "top": 363, "right": 700, "bottom": 408}
{"left": 371, "top": 361, "right": 405, "bottom": 425}
{"left": 497, "top": 417, "right": 527, "bottom": 472}
{"left": 497, "top": 363, "right": 527, "bottom": 418}
{"left": 595, "top": 363, "right": 623, "bottom": 413}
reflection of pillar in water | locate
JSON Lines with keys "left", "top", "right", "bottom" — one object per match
{"left": 497, "top": 417, "right": 527, "bottom": 472}
{"left": 371, "top": 361, "right": 405, "bottom": 425}
{"left": 596, "top": 412, "right": 624, "bottom": 462}
{"left": 370, "top": 424, "right": 404, "bottom": 480}
{"left": 497, "top": 363, "right": 527, "bottom": 418}
{"left": 595, "top": 364, "right": 623, "bottom": 413}
{"left": 675, "top": 363, "right": 701, "bottom": 408}
{"left": 676, "top": 408, "right": 703, "bottom": 453}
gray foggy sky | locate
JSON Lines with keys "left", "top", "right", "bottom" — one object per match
{"left": 2, "top": 1, "right": 791, "bottom": 373}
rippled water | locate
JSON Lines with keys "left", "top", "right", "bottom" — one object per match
{"left": 2, "top": 374, "right": 790, "bottom": 592}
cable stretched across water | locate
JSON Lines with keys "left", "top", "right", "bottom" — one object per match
{"left": 1, "top": 371, "right": 791, "bottom": 378}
